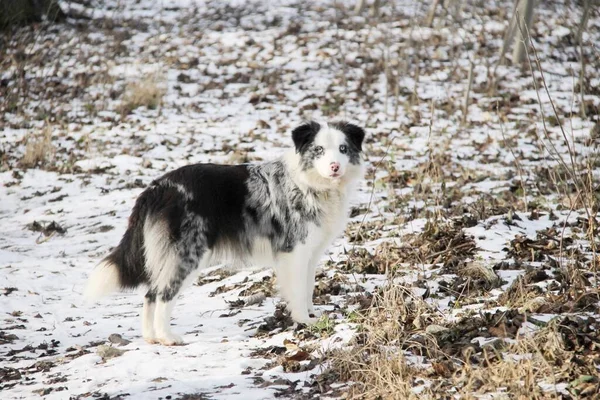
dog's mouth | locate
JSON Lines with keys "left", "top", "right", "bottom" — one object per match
{"left": 329, "top": 173, "right": 342, "bottom": 178}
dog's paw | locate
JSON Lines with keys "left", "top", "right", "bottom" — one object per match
{"left": 291, "top": 312, "right": 318, "bottom": 326}
{"left": 143, "top": 329, "right": 157, "bottom": 344}
{"left": 143, "top": 336, "right": 159, "bottom": 344}
{"left": 156, "top": 332, "right": 184, "bottom": 346}
{"left": 308, "top": 307, "right": 322, "bottom": 318}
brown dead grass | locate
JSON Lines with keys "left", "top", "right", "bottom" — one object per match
{"left": 20, "top": 126, "right": 55, "bottom": 169}
{"left": 328, "top": 282, "right": 443, "bottom": 399}
{"left": 118, "top": 75, "right": 166, "bottom": 116}
{"left": 325, "top": 279, "right": 600, "bottom": 399}
{"left": 450, "top": 318, "right": 600, "bottom": 399}
{"left": 398, "top": 219, "right": 477, "bottom": 268}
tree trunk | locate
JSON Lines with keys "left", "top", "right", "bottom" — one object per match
{"left": 0, "top": 0, "right": 65, "bottom": 30}
{"left": 512, "top": 0, "right": 535, "bottom": 64}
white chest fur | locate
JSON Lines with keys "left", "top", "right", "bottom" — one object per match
{"left": 309, "top": 188, "right": 351, "bottom": 248}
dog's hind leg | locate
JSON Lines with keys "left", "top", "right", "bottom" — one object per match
{"left": 154, "top": 279, "right": 186, "bottom": 346}
{"left": 154, "top": 296, "right": 182, "bottom": 346}
{"left": 142, "top": 290, "right": 157, "bottom": 343}
{"left": 153, "top": 252, "right": 204, "bottom": 346}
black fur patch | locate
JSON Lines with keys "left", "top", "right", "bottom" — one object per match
{"left": 330, "top": 121, "right": 365, "bottom": 165}
{"left": 291, "top": 121, "right": 320, "bottom": 154}
{"left": 161, "top": 164, "right": 251, "bottom": 249}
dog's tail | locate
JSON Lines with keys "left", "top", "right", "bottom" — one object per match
{"left": 84, "top": 258, "right": 122, "bottom": 300}
{"left": 84, "top": 192, "right": 150, "bottom": 301}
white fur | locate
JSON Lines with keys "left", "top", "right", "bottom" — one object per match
{"left": 278, "top": 133, "right": 364, "bottom": 323}
{"left": 313, "top": 124, "right": 351, "bottom": 180}
{"left": 84, "top": 260, "right": 121, "bottom": 301}
{"left": 142, "top": 297, "right": 156, "bottom": 343}
{"left": 145, "top": 247, "right": 213, "bottom": 345}
{"left": 143, "top": 217, "right": 180, "bottom": 292}
{"left": 142, "top": 218, "right": 191, "bottom": 344}
{"left": 154, "top": 299, "right": 182, "bottom": 345}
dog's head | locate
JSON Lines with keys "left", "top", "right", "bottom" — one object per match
{"left": 291, "top": 121, "right": 365, "bottom": 188}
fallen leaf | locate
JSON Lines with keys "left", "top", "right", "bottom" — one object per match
{"left": 96, "top": 345, "right": 127, "bottom": 361}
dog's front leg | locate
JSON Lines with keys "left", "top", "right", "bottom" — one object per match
{"left": 306, "top": 254, "right": 322, "bottom": 318}
{"left": 306, "top": 241, "right": 333, "bottom": 317}
{"left": 277, "top": 251, "right": 317, "bottom": 325}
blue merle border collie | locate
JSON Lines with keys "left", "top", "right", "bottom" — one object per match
{"left": 85, "top": 121, "right": 365, "bottom": 345}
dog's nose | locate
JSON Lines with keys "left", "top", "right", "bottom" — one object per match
{"left": 330, "top": 162, "right": 340, "bottom": 173}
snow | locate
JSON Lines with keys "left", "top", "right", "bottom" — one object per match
{"left": 2, "top": 0, "right": 600, "bottom": 398}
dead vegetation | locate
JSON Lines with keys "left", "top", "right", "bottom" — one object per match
{"left": 327, "top": 281, "right": 600, "bottom": 399}
{"left": 400, "top": 220, "right": 478, "bottom": 268}
{"left": 117, "top": 75, "right": 166, "bottom": 117}
{"left": 312, "top": 2, "right": 600, "bottom": 397}
{"left": 19, "top": 126, "right": 55, "bottom": 169}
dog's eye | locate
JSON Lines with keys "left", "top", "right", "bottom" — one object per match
{"left": 339, "top": 145, "right": 347, "bottom": 154}
{"left": 314, "top": 146, "right": 324, "bottom": 155}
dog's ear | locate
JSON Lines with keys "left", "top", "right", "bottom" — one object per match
{"left": 292, "top": 121, "right": 320, "bottom": 153}
{"left": 339, "top": 123, "right": 365, "bottom": 152}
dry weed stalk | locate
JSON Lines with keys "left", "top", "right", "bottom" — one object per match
{"left": 20, "top": 126, "right": 55, "bottom": 169}
{"left": 118, "top": 74, "right": 166, "bottom": 116}
{"left": 330, "top": 282, "right": 442, "bottom": 399}
{"left": 497, "top": 101, "right": 529, "bottom": 211}
{"left": 461, "top": 60, "right": 474, "bottom": 126}
{"left": 424, "top": 0, "right": 440, "bottom": 27}
{"left": 519, "top": 18, "right": 599, "bottom": 280}
{"left": 576, "top": 0, "right": 592, "bottom": 118}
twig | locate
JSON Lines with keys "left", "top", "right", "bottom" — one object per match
{"left": 497, "top": 0, "right": 520, "bottom": 67}
{"left": 425, "top": 0, "right": 440, "bottom": 27}
{"left": 334, "top": 3, "right": 350, "bottom": 118}
{"left": 354, "top": 138, "right": 396, "bottom": 241}
{"left": 354, "top": 0, "right": 366, "bottom": 14}
{"left": 427, "top": 241, "right": 475, "bottom": 262}
{"left": 497, "top": 101, "right": 528, "bottom": 211}
{"left": 462, "top": 60, "right": 474, "bottom": 126}
{"left": 576, "top": 0, "right": 592, "bottom": 118}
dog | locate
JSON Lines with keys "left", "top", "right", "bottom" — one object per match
{"left": 85, "top": 121, "right": 365, "bottom": 345}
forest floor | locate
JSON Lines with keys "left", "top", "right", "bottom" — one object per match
{"left": 1, "top": 0, "right": 600, "bottom": 399}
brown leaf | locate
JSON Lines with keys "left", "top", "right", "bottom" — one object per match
{"left": 283, "top": 338, "right": 298, "bottom": 351}
{"left": 488, "top": 322, "right": 517, "bottom": 338}
{"left": 286, "top": 350, "right": 311, "bottom": 362}
{"left": 431, "top": 361, "right": 454, "bottom": 378}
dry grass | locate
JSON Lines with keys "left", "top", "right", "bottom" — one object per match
{"left": 397, "top": 220, "right": 477, "bottom": 267}
{"left": 118, "top": 75, "right": 166, "bottom": 116}
{"left": 327, "top": 282, "right": 600, "bottom": 399}
{"left": 329, "top": 282, "right": 443, "bottom": 399}
{"left": 450, "top": 325, "right": 566, "bottom": 399}
{"left": 458, "top": 261, "right": 500, "bottom": 285}
{"left": 19, "top": 126, "right": 55, "bottom": 169}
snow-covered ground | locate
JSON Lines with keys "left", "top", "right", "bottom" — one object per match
{"left": 2, "top": 0, "right": 600, "bottom": 399}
